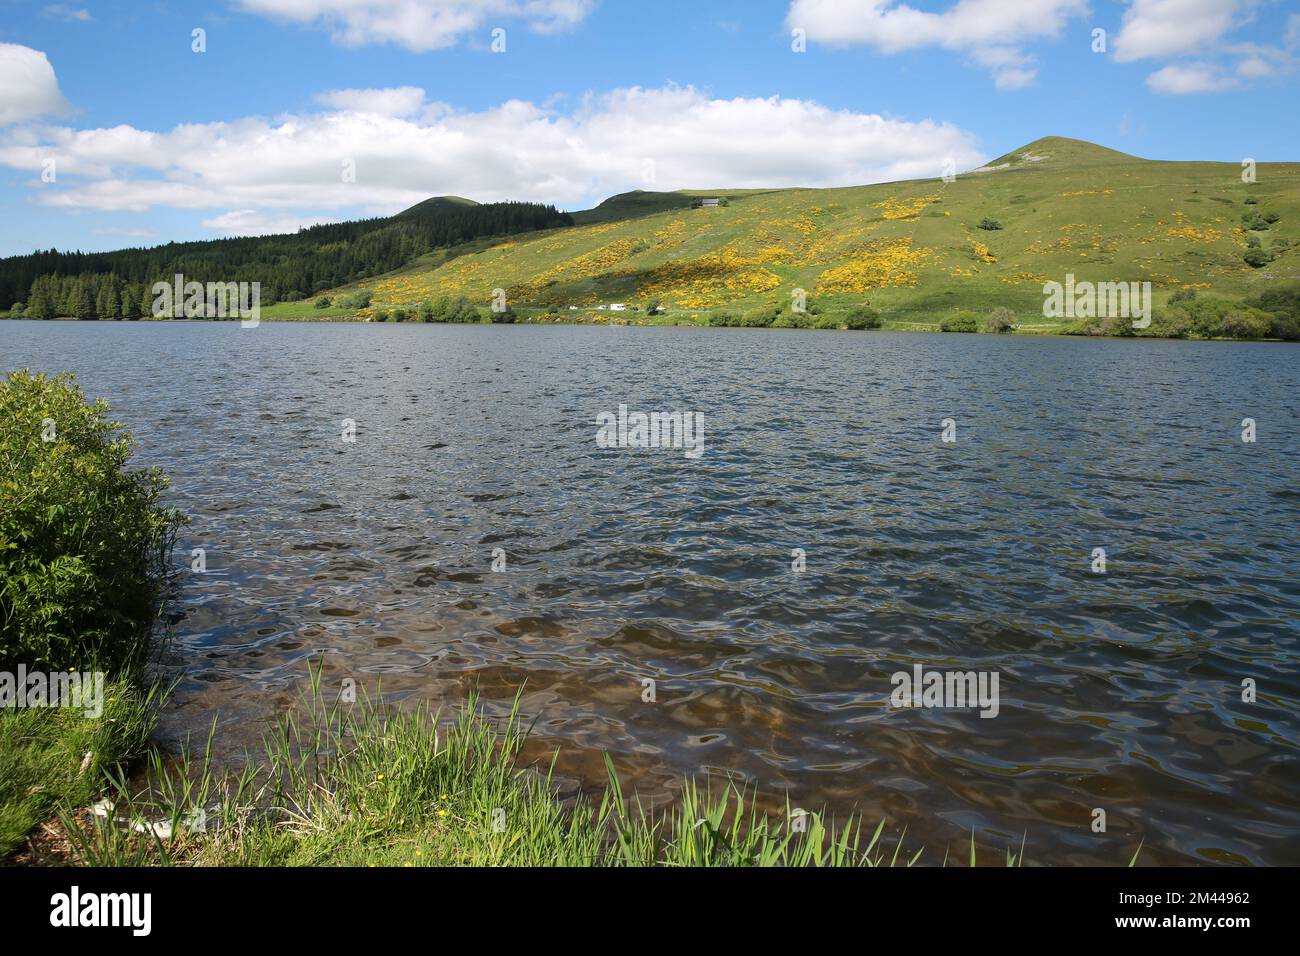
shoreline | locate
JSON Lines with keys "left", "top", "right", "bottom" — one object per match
{"left": 3, "top": 314, "right": 1297, "bottom": 343}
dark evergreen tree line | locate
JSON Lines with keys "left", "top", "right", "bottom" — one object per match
{"left": 1, "top": 201, "right": 572, "bottom": 314}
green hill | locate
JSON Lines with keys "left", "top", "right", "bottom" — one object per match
{"left": 394, "top": 195, "right": 480, "bottom": 217}
{"left": 5, "top": 136, "right": 1297, "bottom": 334}
{"left": 983, "top": 135, "right": 1139, "bottom": 169}
{"left": 316, "top": 136, "right": 1297, "bottom": 332}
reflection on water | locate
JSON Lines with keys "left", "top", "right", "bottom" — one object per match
{"left": 4, "top": 320, "right": 1299, "bottom": 865}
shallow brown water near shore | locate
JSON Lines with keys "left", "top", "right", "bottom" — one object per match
{"left": 4, "top": 320, "right": 1299, "bottom": 864}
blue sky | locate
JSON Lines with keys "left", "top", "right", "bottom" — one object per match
{"left": 1, "top": 0, "right": 1297, "bottom": 255}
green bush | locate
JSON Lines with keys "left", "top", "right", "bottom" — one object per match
{"left": 439, "top": 295, "right": 477, "bottom": 323}
{"left": 339, "top": 290, "right": 372, "bottom": 310}
{"left": 313, "top": 296, "right": 332, "bottom": 309}
{"left": 1220, "top": 307, "right": 1272, "bottom": 339}
{"left": 843, "top": 306, "right": 882, "bottom": 330}
{"left": 1149, "top": 309, "right": 1192, "bottom": 338}
{"left": 978, "top": 218, "right": 1003, "bottom": 231}
{"left": 740, "top": 306, "right": 779, "bottom": 328}
{"left": 707, "top": 310, "right": 740, "bottom": 327}
{"left": 1244, "top": 283, "right": 1300, "bottom": 339}
{"left": 391, "top": 308, "right": 410, "bottom": 322}
{"left": 1243, "top": 248, "right": 1274, "bottom": 268}
{"left": 940, "top": 312, "right": 979, "bottom": 333}
{"left": 981, "top": 307, "right": 1015, "bottom": 333}
{"left": 1267, "top": 313, "right": 1300, "bottom": 340}
{"left": 0, "top": 371, "right": 180, "bottom": 674}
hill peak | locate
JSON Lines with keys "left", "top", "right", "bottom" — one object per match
{"left": 981, "top": 137, "right": 1139, "bottom": 172}
{"left": 394, "top": 195, "right": 480, "bottom": 218}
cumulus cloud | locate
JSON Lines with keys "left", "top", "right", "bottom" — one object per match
{"left": 0, "top": 85, "right": 983, "bottom": 235}
{"left": 315, "top": 86, "right": 429, "bottom": 116}
{"left": 1113, "top": 0, "right": 1242, "bottom": 63}
{"left": 784, "top": 0, "right": 1089, "bottom": 88}
{"left": 0, "top": 44, "right": 71, "bottom": 126}
{"left": 237, "top": 0, "right": 597, "bottom": 51}
{"left": 1145, "top": 61, "right": 1239, "bottom": 93}
{"left": 202, "top": 209, "right": 341, "bottom": 235}
{"left": 1114, "top": 1, "right": 1299, "bottom": 94}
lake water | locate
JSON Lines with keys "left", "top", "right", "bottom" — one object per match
{"left": 4, "top": 319, "right": 1299, "bottom": 865}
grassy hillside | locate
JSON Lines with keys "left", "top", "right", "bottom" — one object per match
{"left": 305, "top": 136, "right": 1298, "bottom": 331}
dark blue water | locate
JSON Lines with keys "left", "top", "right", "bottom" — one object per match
{"left": 4, "top": 319, "right": 1298, "bottom": 864}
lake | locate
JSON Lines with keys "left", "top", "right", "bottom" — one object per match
{"left": 4, "top": 319, "right": 1298, "bottom": 865}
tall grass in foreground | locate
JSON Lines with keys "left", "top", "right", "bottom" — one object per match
{"left": 59, "top": 666, "right": 995, "bottom": 867}
{"left": 0, "top": 680, "right": 160, "bottom": 857}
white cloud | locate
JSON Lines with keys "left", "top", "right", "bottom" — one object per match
{"left": 202, "top": 209, "right": 341, "bottom": 235}
{"left": 1145, "top": 61, "right": 1239, "bottom": 93}
{"left": 1235, "top": 54, "right": 1273, "bottom": 78}
{"left": 0, "top": 85, "right": 984, "bottom": 235}
{"left": 1113, "top": 0, "right": 1243, "bottom": 63}
{"left": 43, "top": 4, "right": 93, "bottom": 21}
{"left": 315, "top": 86, "right": 428, "bottom": 116}
{"left": 1113, "top": 1, "right": 1299, "bottom": 93}
{"left": 784, "top": 0, "right": 1089, "bottom": 88}
{"left": 969, "top": 44, "right": 1039, "bottom": 90}
{"left": 0, "top": 44, "right": 71, "bottom": 126}
{"left": 237, "top": 0, "right": 597, "bottom": 52}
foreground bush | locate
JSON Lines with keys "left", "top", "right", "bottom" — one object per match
{"left": 0, "top": 370, "right": 180, "bottom": 674}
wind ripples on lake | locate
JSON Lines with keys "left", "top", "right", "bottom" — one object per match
{"left": 4, "top": 320, "right": 1298, "bottom": 865}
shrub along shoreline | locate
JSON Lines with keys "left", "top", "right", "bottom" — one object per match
{"left": 7, "top": 283, "right": 1300, "bottom": 341}
{"left": 0, "top": 370, "right": 181, "bottom": 857}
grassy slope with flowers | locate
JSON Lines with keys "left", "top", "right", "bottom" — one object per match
{"left": 268, "top": 137, "right": 1300, "bottom": 331}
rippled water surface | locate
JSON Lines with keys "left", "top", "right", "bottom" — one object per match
{"left": 5, "top": 320, "right": 1299, "bottom": 865}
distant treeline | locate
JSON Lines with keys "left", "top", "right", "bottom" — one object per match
{"left": 0, "top": 200, "right": 572, "bottom": 315}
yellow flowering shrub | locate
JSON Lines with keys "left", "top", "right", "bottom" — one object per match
{"left": 815, "top": 238, "right": 933, "bottom": 293}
